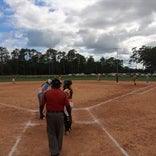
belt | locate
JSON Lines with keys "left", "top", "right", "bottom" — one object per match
{"left": 47, "top": 110, "right": 64, "bottom": 113}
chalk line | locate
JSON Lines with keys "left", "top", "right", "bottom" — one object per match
{"left": 74, "top": 120, "right": 97, "bottom": 124}
{"left": 73, "top": 84, "right": 154, "bottom": 111}
{"left": 8, "top": 120, "right": 31, "bottom": 156}
{"left": 3, "top": 84, "right": 156, "bottom": 156}
{"left": 0, "top": 102, "right": 37, "bottom": 113}
{"left": 87, "top": 109, "right": 129, "bottom": 156}
{"left": 139, "top": 86, "right": 156, "bottom": 95}
{"left": 72, "top": 85, "right": 155, "bottom": 156}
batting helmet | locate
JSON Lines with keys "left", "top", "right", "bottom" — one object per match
{"left": 64, "top": 80, "right": 72, "bottom": 86}
{"left": 47, "top": 79, "right": 52, "bottom": 84}
{"left": 51, "top": 78, "right": 62, "bottom": 88}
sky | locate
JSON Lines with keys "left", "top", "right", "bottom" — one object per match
{"left": 0, "top": 0, "right": 156, "bottom": 68}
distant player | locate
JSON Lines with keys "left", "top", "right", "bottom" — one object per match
{"left": 12, "top": 76, "right": 16, "bottom": 84}
{"left": 115, "top": 73, "right": 119, "bottom": 83}
{"left": 96, "top": 73, "right": 101, "bottom": 81}
{"left": 132, "top": 73, "right": 137, "bottom": 85}
{"left": 146, "top": 74, "right": 150, "bottom": 84}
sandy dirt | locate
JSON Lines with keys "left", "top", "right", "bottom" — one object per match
{"left": 0, "top": 80, "right": 156, "bottom": 156}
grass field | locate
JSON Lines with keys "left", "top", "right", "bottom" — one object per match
{"left": 0, "top": 74, "right": 156, "bottom": 82}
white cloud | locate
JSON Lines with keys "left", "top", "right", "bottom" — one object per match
{"left": 1, "top": 0, "right": 156, "bottom": 66}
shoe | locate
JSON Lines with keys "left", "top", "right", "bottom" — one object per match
{"left": 65, "top": 131, "right": 70, "bottom": 135}
{"left": 51, "top": 153, "right": 59, "bottom": 156}
{"left": 40, "top": 114, "right": 45, "bottom": 119}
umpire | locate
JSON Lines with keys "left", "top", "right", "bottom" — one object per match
{"left": 41, "top": 78, "right": 71, "bottom": 156}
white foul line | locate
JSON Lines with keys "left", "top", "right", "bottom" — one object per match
{"left": 73, "top": 84, "right": 154, "bottom": 111}
{"left": 87, "top": 109, "right": 129, "bottom": 156}
{"left": 74, "top": 120, "right": 97, "bottom": 124}
{"left": 88, "top": 89, "right": 140, "bottom": 109}
{"left": 73, "top": 85, "right": 156, "bottom": 156}
{"left": 139, "top": 86, "right": 156, "bottom": 95}
{"left": 0, "top": 102, "right": 37, "bottom": 113}
{"left": 2, "top": 84, "right": 155, "bottom": 156}
{"left": 8, "top": 120, "right": 31, "bottom": 156}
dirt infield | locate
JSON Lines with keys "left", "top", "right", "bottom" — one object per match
{"left": 0, "top": 80, "right": 156, "bottom": 156}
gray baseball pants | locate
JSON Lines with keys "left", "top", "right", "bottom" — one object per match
{"left": 46, "top": 112, "right": 64, "bottom": 155}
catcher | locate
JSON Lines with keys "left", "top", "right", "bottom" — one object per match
{"left": 63, "top": 80, "right": 74, "bottom": 135}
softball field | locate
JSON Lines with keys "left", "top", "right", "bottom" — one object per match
{"left": 0, "top": 80, "right": 156, "bottom": 156}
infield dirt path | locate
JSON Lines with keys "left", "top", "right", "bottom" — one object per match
{"left": 0, "top": 80, "right": 156, "bottom": 156}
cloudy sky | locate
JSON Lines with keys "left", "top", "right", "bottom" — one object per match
{"left": 0, "top": 0, "right": 156, "bottom": 67}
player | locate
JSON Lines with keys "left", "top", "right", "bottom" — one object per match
{"left": 132, "top": 73, "right": 137, "bottom": 85}
{"left": 63, "top": 80, "right": 74, "bottom": 135}
{"left": 37, "top": 79, "right": 52, "bottom": 119}
{"left": 41, "top": 78, "right": 71, "bottom": 156}
{"left": 96, "top": 73, "right": 101, "bottom": 81}
{"left": 115, "top": 73, "right": 119, "bottom": 83}
{"left": 12, "top": 76, "right": 16, "bottom": 84}
{"left": 146, "top": 73, "right": 150, "bottom": 84}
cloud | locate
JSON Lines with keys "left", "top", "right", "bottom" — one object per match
{"left": 27, "top": 30, "right": 61, "bottom": 47}
{"left": 75, "top": 29, "right": 119, "bottom": 53}
{"left": 1, "top": 0, "right": 156, "bottom": 66}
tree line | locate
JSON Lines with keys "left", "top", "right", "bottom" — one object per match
{"left": 0, "top": 45, "right": 155, "bottom": 75}
{"left": 130, "top": 45, "right": 156, "bottom": 73}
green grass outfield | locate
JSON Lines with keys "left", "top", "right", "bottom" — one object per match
{"left": 0, "top": 75, "right": 156, "bottom": 82}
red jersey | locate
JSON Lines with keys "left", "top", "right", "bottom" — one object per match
{"left": 41, "top": 88, "right": 69, "bottom": 111}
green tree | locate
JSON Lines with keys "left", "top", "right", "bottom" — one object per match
{"left": 26, "top": 49, "right": 40, "bottom": 75}
{"left": 130, "top": 46, "right": 156, "bottom": 73}
{"left": 0, "top": 47, "right": 10, "bottom": 74}
{"left": 100, "top": 57, "right": 106, "bottom": 73}
{"left": 10, "top": 48, "right": 20, "bottom": 74}
{"left": 0, "top": 47, "right": 10, "bottom": 63}
{"left": 86, "top": 56, "right": 95, "bottom": 74}
{"left": 75, "top": 53, "right": 86, "bottom": 73}
{"left": 66, "top": 49, "right": 77, "bottom": 74}
{"left": 45, "top": 48, "right": 58, "bottom": 74}
{"left": 57, "top": 51, "right": 67, "bottom": 74}
{"left": 18, "top": 48, "right": 30, "bottom": 74}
